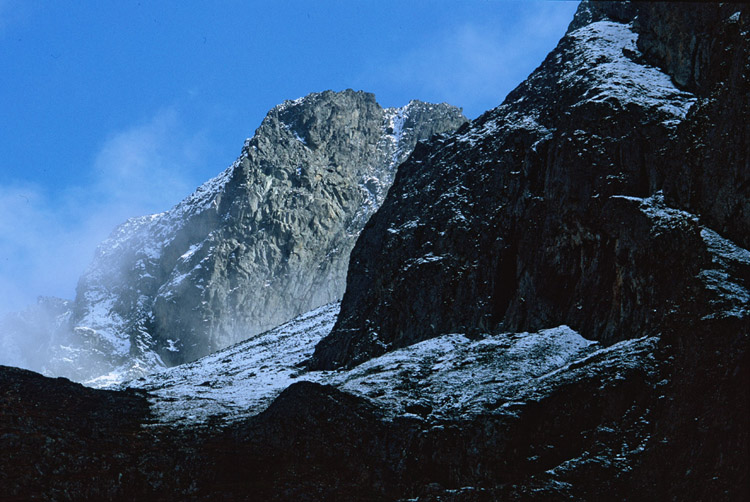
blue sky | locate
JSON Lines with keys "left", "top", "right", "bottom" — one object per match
{"left": 0, "top": 0, "right": 579, "bottom": 313}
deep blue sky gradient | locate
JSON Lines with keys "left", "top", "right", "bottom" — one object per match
{"left": 0, "top": 0, "right": 579, "bottom": 312}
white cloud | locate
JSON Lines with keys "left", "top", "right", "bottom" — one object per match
{"left": 0, "top": 182, "right": 83, "bottom": 313}
{"left": 0, "top": 108, "right": 213, "bottom": 315}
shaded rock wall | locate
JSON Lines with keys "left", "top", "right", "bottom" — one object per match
{"left": 4, "top": 335, "right": 745, "bottom": 501}
{"left": 310, "top": 2, "right": 749, "bottom": 370}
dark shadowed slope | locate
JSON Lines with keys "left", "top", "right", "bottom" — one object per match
{"left": 310, "top": 2, "right": 749, "bottom": 370}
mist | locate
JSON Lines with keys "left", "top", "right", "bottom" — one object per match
{"left": 0, "top": 108, "right": 219, "bottom": 374}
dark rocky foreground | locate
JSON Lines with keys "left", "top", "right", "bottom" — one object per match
{"left": 1, "top": 320, "right": 746, "bottom": 502}
{"left": 1, "top": 1, "right": 748, "bottom": 500}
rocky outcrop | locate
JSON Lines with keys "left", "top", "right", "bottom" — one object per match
{"left": 143, "top": 92, "right": 463, "bottom": 365}
{"left": 17, "top": 90, "right": 465, "bottom": 382}
{"left": 1, "top": 2, "right": 747, "bottom": 501}
{"left": 309, "top": 2, "right": 749, "bottom": 370}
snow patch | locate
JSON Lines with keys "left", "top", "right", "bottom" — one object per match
{"left": 123, "top": 304, "right": 657, "bottom": 427}
{"left": 610, "top": 192, "right": 698, "bottom": 230}
{"left": 565, "top": 21, "right": 696, "bottom": 122}
{"left": 698, "top": 229, "right": 750, "bottom": 320}
{"left": 383, "top": 104, "right": 410, "bottom": 168}
{"left": 179, "top": 243, "right": 202, "bottom": 262}
{"left": 332, "top": 325, "right": 598, "bottom": 419}
{"left": 701, "top": 228, "right": 750, "bottom": 266}
{"left": 125, "top": 303, "right": 339, "bottom": 426}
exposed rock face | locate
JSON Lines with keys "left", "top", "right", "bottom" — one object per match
{"left": 1, "top": 2, "right": 748, "bottom": 501}
{"left": 309, "top": 2, "right": 749, "bottom": 369}
{"left": 654, "top": 6, "right": 750, "bottom": 249}
{"left": 24, "top": 90, "right": 465, "bottom": 381}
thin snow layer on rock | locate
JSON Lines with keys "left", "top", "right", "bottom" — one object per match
{"left": 699, "top": 227, "right": 750, "bottom": 320}
{"left": 701, "top": 227, "right": 750, "bottom": 266}
{"left": 129, "top": 303, "right": 339, "bottom": 427}
{"left": 382, "top": 104, "right": 409, "bottom": 167}
{"left": 73, "top": 295, "right": 130, "bottom": 355}
{"left": 351, "top": 100, "right": 437, "bottom": 233}
{"left": 456, "top": 20, "right": 695, "bottom": 150}
{"left": 611, "top": 192, "right": 699, "bottom": 229}
{"left": 603, "top": 193, "right": 749, "bottom": 321}
{"left": 127, "top": 302, "right": 659, "bottom": 427}
{"left": 331, "top": 326, "right": 598, "bottom": 419}
{"left": 94, "top": 164, "right": 233, "bottom": 265}
{"left": 564, "top": 20, "right": 696, "bottom": 122}
{"left": 83, "top": 162, "right": 233, "bottom": 280}
{"left": 72, "top": 165, "right": 235, "bottom": 370}
{"left": 83, "top": 350, "right": 167, "bottom": 389}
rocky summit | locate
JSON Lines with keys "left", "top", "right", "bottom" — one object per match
{"left": 1, "top": 2, "right": 748, "bottom": 501}
{"left": 1, "top": 90, "right": 466, "bottom": 383}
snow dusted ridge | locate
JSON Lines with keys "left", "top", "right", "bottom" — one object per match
{"left": 699, "top": 227, "right": 750, "bottom": 320}
{"left": 127, "top": 303, "right": 339, "bottom": 426}
{"left": 93, "top": 163, "right": 234, "bottom": 266}
{"left": 458, "top": 20, "right": 696, "bottom": 148}
{"left": 69, "top": 164, "right": 237, "bottom": 384}
{"left": 124, "top": 302, "right": 657, "bottom": 427}
{"left": 608, "top": 192, "right": 750, "bottom": 321}
{"left": 332, "top": 325, "right": 598, "bottom": 419}
{"left": 563, "top": 21, "right": 696, "bottom": 122}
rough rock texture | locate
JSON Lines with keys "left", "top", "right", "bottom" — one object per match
{"left": 13, "top": 90, "right": 465, "bottom": 382}
{"left": 0, "top": 365, "right": 157, "bottom": 500}
{"left": 654, "top": 5, "right": 750, "bottom": 250}
{"left": 309, "top": 2, "right": 749, "bottom": 369}
{"left": 0, "top": 365, "right": 661, "bottom": 501}
{"left": 1, "top": 2, "right": 748, "bottom": 501}
{"left": 144, "top": 92, "right": 463, "bottom": 365}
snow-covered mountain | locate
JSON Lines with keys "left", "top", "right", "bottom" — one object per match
{"left": 1, "top": 2, "right": 748, "bottom": 501}
{"left": 1, "top": 90, "right": 466, "bottom": 383}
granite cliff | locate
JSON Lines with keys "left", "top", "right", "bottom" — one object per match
{"left": 1, "top": 91, "right": 466, "bottom": 382}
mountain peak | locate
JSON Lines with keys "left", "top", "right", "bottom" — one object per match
{"left": 12, "top": 90, "right": 466, "bottom": 383}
